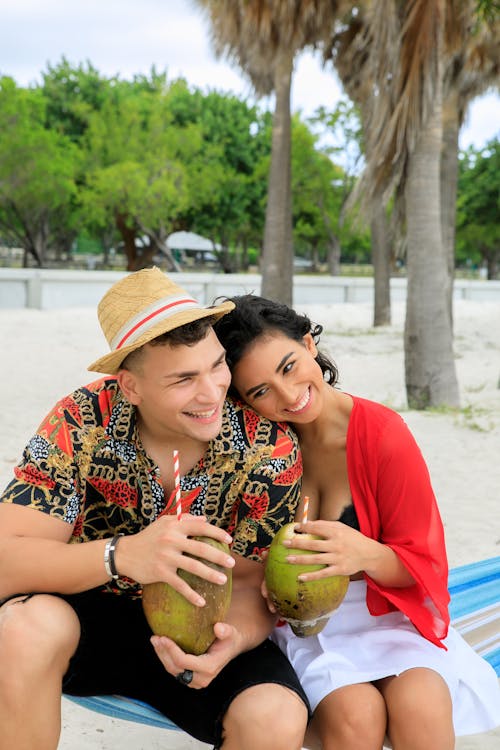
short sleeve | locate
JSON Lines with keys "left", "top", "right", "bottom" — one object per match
{"left": 0, "top": 398, "right": 82, "bottom": 525}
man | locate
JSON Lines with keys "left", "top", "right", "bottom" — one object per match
{"left": 0, "top": 268, "right": 309, "bottom": 750}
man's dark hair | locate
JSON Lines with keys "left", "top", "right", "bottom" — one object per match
{"left": 121, "top": 315, "right": 217, "bottom": 372}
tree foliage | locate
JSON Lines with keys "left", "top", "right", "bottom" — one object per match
{"left": 80, "top": 79, "right": 201, "bottom": 270}
{"left": 456, "top": 139, "right": 500, "bottom": 278}
{"left": 165, "top": 84, "right": 272, "bottom": 271}
{"left": 0, "top": 77, "right": 79, "bottom": 266}
{"left": 1, "top": 62, "right": 361, "bottom": 272}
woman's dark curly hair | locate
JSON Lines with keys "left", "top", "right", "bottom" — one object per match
{"left": 214, "top": 295, "right": 339, "bottom": 393}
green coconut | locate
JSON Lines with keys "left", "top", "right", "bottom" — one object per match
{"left": 142, "top": 536, "right": 232, "bottom": 655}
{"left": 265, "top": 523, "right": 349, "bottom": 637}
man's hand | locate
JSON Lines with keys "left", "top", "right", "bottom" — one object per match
{"left": 116, "top": 514, "right": 234, "bottom": 606}
{"left": 150, "top": 553, "right": 279, "bottom": 687}
{"left": 151, "top": 620, "right": 242, "bottom": 689}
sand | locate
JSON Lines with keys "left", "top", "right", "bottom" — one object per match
{"left": 0, "top": 299, "right": 499, "bottom": 749}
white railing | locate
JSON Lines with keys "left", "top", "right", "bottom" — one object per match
{"left": 1, "top": 268, "right": 499, "bottom": 309}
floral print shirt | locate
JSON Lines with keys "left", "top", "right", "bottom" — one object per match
{"left": 1, "top": 377, "right": 302, "bottom": 596}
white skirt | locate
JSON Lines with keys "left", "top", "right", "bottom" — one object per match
{"left": 271, "top": 580, "right": 500, "bottom": 736}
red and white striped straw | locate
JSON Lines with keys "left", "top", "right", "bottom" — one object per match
{"left": 302, "top": 495, "right": 310, "bottom": 524}
{"left": 173, "top": 450, "right": 182, "bottom": 520}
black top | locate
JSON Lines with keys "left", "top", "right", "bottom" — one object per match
{"left": 338, "top": 502, "right": 360, "bottom": 531}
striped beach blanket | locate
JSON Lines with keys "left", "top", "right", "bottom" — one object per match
{"left": 66, "top": 555, "right": 500, "bottom": 732}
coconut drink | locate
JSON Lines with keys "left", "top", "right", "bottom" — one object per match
{"left": 142, "top": 536, "right": 232, "bottom": 655}
{"left": 265, "top": 523, "right": 349, "bottom": 637}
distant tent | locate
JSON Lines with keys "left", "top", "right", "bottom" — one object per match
{"left": 167, "top": 232, "right": 220, "bottom": 253}
{"left": 166, "top": 232, "right": 220, "bottom": 266}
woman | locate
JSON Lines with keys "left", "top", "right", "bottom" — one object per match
{"left": 214, "top": 295, "right": 500, "bottom": 750}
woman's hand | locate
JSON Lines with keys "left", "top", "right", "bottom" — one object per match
{"left": 285, "top": 520, "right": 415, "bottom": 587}
{"left": 282, "top": 519, "right": 369, "bottom": 580}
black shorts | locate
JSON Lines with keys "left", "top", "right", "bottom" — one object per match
{"left": 57, "top": 589, "right": 309, "bottom": 748}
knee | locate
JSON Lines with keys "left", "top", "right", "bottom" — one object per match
{"left": 335, "top": 703, "right": 386, "bottom": 747}
{"left": 224, "top": 684, "right": 308, "bottom": 750}
{"left": 343, "top": 697, "right": 386, "bottom": 738}
{"left": 383, "top": 669, "right": 454, "bottom": 749}
{"left": 0, "top": 594, "right": 80, "bottom": 671}
{"left": 386, "top": 669, "right": 452, "bottom": 725}
{"left": 314, "top": 686, "right": 387, "bottom": 749}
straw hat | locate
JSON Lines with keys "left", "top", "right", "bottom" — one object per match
{"left": 88, "top": 267, "right": 234, "bottom": 374}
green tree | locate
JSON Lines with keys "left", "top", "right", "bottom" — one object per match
{"left": 291, "top": 117, "right": 345, "bottom": 273}
{"left": 41, "top": 58, "right": 113, "bottom": 142}
{"left": 81, "top": 78, "right": 203, "bottom": 271}
{"left": 0, "top": 77, "right": 78, "bottom": 267}
{"left": 39, "top": 59, "right": 122, "bottom": 260}
{"left": 456, "top": 140, "right": 500, "bottom": 279}
{"left": 165, "top": 83, "right": 271, "bottom": 272}
{"left": 307, "top": 100, "right": 367, "bottom": 275}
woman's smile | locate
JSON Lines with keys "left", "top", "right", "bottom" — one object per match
{"left": 232, "top": 332, "right": 325, "bottom": 425}
{"left": 285, "top": 386, "right": 312, "bottom": 415}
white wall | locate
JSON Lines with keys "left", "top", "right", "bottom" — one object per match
{"left": 0, "top": 268, "right": 499, "bottom": 309}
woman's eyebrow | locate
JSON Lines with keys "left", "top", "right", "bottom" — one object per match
{"left": 276, "top": 352, "right": 294, "bottom": 372}
{"left": 246, "top": 382, "right": 266, "bottom": 397}
{"left": 245, "top": 352, "right": 294, "bottom": 397}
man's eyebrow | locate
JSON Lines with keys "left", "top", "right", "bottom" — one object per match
{"left": 245, "top": 352, "right": 294, "bottom": 397}
{"left": 163, "top": 351, "right": 226, "bottom": 380}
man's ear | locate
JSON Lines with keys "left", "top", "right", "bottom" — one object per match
{"left": 116, "top": 369, "right": 142, "bottom": 405}
{"left": 303, "top": 333, "right": 318, "bottom": 357}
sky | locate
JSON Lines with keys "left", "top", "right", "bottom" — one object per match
{"left": 1, "top": 0, "right": 499, "bottom": 151}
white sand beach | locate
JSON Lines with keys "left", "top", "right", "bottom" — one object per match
{"left": 1, "top": 299, "right": 499, "bottom": 749}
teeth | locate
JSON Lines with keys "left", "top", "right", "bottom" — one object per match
{"left": 288, "top": 388, "right": 309, "bottom": 413}
{"left": 185, "top": 407, "right": 217, "bottom": 418}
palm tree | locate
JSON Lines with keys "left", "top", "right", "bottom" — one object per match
{"left": 441, "top": 4, "right": 500, "bottom": 316}
{"left": 197, "top": 0, "right": 497, "bottom": 407}
{"left": 336, "top": 1, "right": 498, "bottom": 407}
{"left": 325, "top": 7, "right": 395, "bottom": 326}
{"left": 194, "top": 0, "right": 347, "bottom": 303}
{"left": 331, "top": 0, "right": 462, "bottom": 408}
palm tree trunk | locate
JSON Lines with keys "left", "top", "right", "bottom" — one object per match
{"left": 261, "top": 50, "right": 293, "bottom": 304}
{"left": 404, "top": 75, "right": 460, "bottom": 409}
{"left": 441, "top": 91, "right": 460, "bottom": 325}
{"left": 371, "top": 199, "right": 392, "bottom": 326}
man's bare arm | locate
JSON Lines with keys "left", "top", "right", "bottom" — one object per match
{"left": 0, "top": 504, "right": 234, "bottom": 601}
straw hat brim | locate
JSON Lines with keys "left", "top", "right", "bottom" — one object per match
{"left": 88, "top": 299, "right": 234, "bottom": 375}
